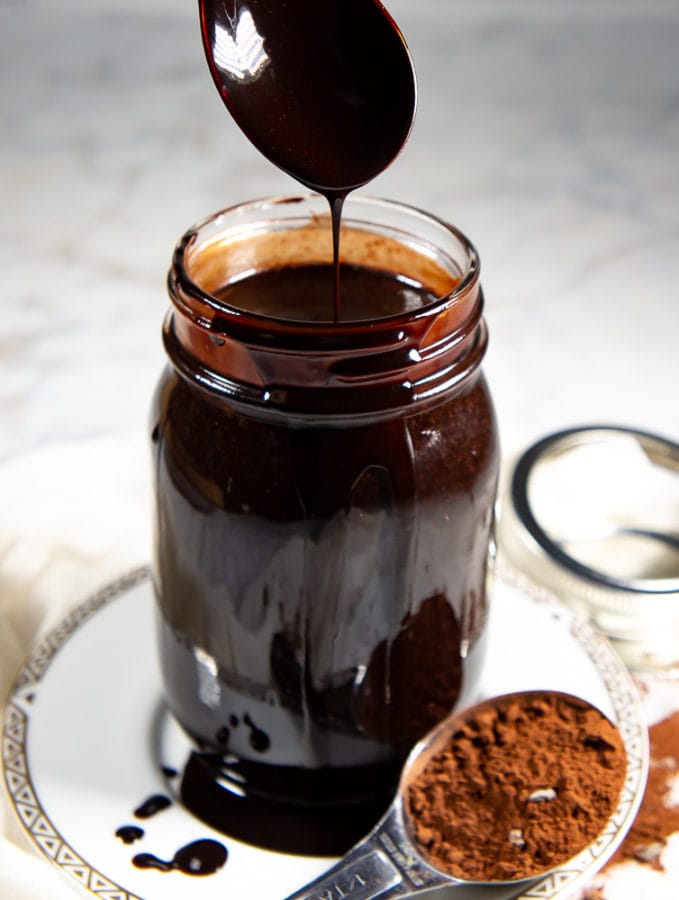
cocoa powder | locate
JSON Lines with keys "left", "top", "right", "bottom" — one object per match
{"left": 606, "top": 709, "right": 679, "bottom": 871}
{"left": 407, "top": 692, "right": 627, "bottom": 882}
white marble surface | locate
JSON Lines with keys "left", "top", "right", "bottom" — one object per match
{"left": 2, "top": 0, "right": 679, "bottom": 464}
{"left": 1, "top": 1, "right": 678, "bottom": 898}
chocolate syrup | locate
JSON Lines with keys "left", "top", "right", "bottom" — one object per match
{"left": 198, "top": 0, "right": 416, "bottom": 318}
{"left": 132, "top": 839, "right": 228, "bottom": 876}
{"left": 115, "top": 825, "right": 144, "bottom": 845}
{"left": 199, "top": 0, "right": 415, "bottom": 195}
{"left": 133, "top": 794, "right": 172, "bottom": 819}
{"left": 213, "top": 262, "right": 435, "bottom": 323}
{"left": 153, "top": 252, "right": 498, "bottom": 853}
{"left": 179, "top": 750, "right": 392, "bottom": 855}
{"left": 157, "top": 0, "right": 495, "bottom": 829}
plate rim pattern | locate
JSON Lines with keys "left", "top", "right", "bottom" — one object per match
{"left": 1, "top": 564, "right": 648, "bottom": 900}
{"left": 2, "top": 567, "right": 149, "bottom": 900}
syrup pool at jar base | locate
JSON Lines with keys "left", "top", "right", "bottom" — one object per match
{"left": 150, "top": 195, "right": 499, "bottom": 854}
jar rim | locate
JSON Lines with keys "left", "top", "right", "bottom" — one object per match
{"left": 165, "top": 194, "right": 487, "bottom": 416}
{"left": 171, "top": 193, "right": 480, "bottom": 335}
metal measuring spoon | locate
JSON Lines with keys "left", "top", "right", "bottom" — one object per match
{"left": 283, "top": 690, "right": 625, "bottom": 899}
{"left": 197, "top": 0, "right": 416, "bottom": 195}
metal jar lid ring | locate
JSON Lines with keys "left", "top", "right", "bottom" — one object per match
{"left": 503, "top": 425, "right": 679, "bottom": 671}
{"left": 511, "top": 425, "right": 679, "bottom": 595}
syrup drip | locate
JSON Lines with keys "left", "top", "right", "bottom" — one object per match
{"left": 198, "top": 0, "right": 416, "bottom": 320}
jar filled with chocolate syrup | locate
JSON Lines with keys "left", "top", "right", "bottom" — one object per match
{"left": 150, "top": 194, "right": 499, "bottom": 854}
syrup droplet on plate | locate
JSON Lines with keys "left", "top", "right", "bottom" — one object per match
{"left": 133, "top": 793, "right": 172, "bottom": 819}
{"left": 133, "top": 838, "right": 228, "bottom": 876}
{"left": 115, "top": 825, "right": 144, "bottom": 845}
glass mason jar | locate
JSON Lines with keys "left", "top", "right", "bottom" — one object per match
{"left": 150, "top": 195, "right": 499, "bottom": 852}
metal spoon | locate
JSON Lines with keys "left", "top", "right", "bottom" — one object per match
{"left": 283, "top": 690, "right": 625, "bottom": 900}
{"left": 197, "top": 0, "right": 416, "bottom": 196}
{"left": 197, "top": 0, "right": 416, "bottom": 322}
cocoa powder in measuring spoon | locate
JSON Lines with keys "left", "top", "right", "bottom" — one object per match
{"left": 285, "top": 691, "right": 629, "bottom": 898}
{"left": 407, "top": 692, "right": 627, "bottom": 882}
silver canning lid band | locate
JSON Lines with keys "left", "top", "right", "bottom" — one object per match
{"left": 500, "top": 426, "right": 679, "bottom": 670}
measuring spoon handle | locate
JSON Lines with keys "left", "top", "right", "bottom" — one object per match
{"left": 283, "top": 807, "right": 452, "bottom": 900}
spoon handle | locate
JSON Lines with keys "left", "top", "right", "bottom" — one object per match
{"left": 283, "top": 807, "right": 452, "bottom": 900}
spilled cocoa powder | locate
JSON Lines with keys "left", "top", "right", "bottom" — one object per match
{"left": 606, "top": 708, "right": 679, "bottom": 872}
{"left": 407, "top": 692, "right": 627, "bottom": 882}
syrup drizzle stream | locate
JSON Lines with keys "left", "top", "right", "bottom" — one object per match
{"left": 198, "top": 0, "right": 416, "bottom": 321}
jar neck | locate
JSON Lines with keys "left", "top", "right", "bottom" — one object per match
{"left": 165, "top": 195, "right": 487, "bottom": 418}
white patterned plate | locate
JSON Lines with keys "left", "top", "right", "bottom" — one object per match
{"left": 2, "top": 566, "right": 648, "bottom": 900}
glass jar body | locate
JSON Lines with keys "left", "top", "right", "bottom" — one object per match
{"left": 151, "top": 195, "right": 499, "bottom": 848}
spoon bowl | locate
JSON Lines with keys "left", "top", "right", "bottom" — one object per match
{"left": 284, "top": 690, "right": 631, "bottom": 899}
{"left": 198, "top": 0, "right": 417, "bottom": 195}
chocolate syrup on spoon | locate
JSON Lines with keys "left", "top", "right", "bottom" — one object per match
{"left": 198, "top": 0, "right": 416, "bottom": 319}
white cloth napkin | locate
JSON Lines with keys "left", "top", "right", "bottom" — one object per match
{"left": 0, "top": 430, "right": 151, "bottom": 899}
